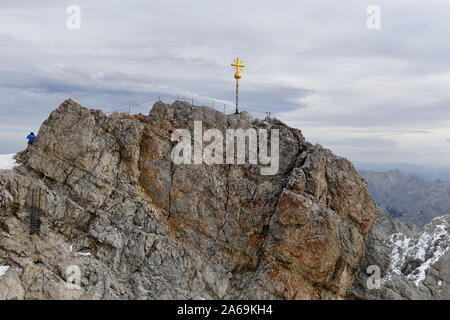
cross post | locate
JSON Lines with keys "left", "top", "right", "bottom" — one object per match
{"left": 231, "top": 58, "right": 245, "bottom": 114}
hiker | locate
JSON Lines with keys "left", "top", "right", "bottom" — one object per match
{"left": 27, "top": 132, "right": 36, "bottom": 145}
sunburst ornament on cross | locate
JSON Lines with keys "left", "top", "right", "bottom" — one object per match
{"left": 231, "top": 58, "right": 245, "bottom": 114}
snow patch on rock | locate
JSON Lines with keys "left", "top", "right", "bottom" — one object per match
{"left": 76, "top": 252, "right": 91, "bottom": 257}
{"left": 384, "top": 215, "right": 450, "bottom": 286}
{"left": 0, "top": 265, "right": 9, "bottom": 276}
{"left": 0, "top": 154, "right": 16, "bottom": 170}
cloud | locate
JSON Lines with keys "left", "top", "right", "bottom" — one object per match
{"left": 0, "top": 0, "right": 450, "bottom": 169}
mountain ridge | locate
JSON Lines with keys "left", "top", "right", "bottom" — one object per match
{"left": 356, "top": 163, "right": 450, "bottom": 182}
{"left": 360, "top": 169, "right": 450, "bottom": 227}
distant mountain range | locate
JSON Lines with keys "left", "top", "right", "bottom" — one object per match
{"left": 356, "top": 163, "right": 450, "bottom": 182}
{"left": 360, "top": 170, "right": 450, "bottom": 227}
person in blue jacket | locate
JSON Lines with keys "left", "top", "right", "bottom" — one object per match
{"left": 27, "top": 132, "right": 36, "bottom": 145}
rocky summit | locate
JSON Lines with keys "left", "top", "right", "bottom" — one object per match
{"left": 0, "top": 98, "right": 379, "bottom": 300}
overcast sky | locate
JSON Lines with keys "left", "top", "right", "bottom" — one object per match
{"left": 0, "top": 0, "right": 449, "bottom": 169}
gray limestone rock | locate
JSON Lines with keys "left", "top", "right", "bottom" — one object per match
{"left": 0, "top": 99, "right": 379, "bottom": 300}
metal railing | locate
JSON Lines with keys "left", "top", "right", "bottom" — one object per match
{"left": 100, "top": 94, "right": 277, "bottom": 119}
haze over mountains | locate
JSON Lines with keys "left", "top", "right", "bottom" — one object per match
{"left": 357, "top": 163, "right": 450, "bottom": 182}
{"left": 360, "top": 170, "right": 450, "bottom": 227}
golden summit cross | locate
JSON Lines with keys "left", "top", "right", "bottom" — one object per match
{"left": 232, "top": 58, "right": 245, "bottom": 76}
{"left": 231, "top": 58, "right": 245, "bottom": 114}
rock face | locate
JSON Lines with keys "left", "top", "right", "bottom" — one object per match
{"left": 360, "top": 170, "right": 450, "bottom": 227}
{"left": 347, "top": 209, "right": 450, "bottom": 300}
{"left": 0, "top": 99, "right": 378, "bottom": 300}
